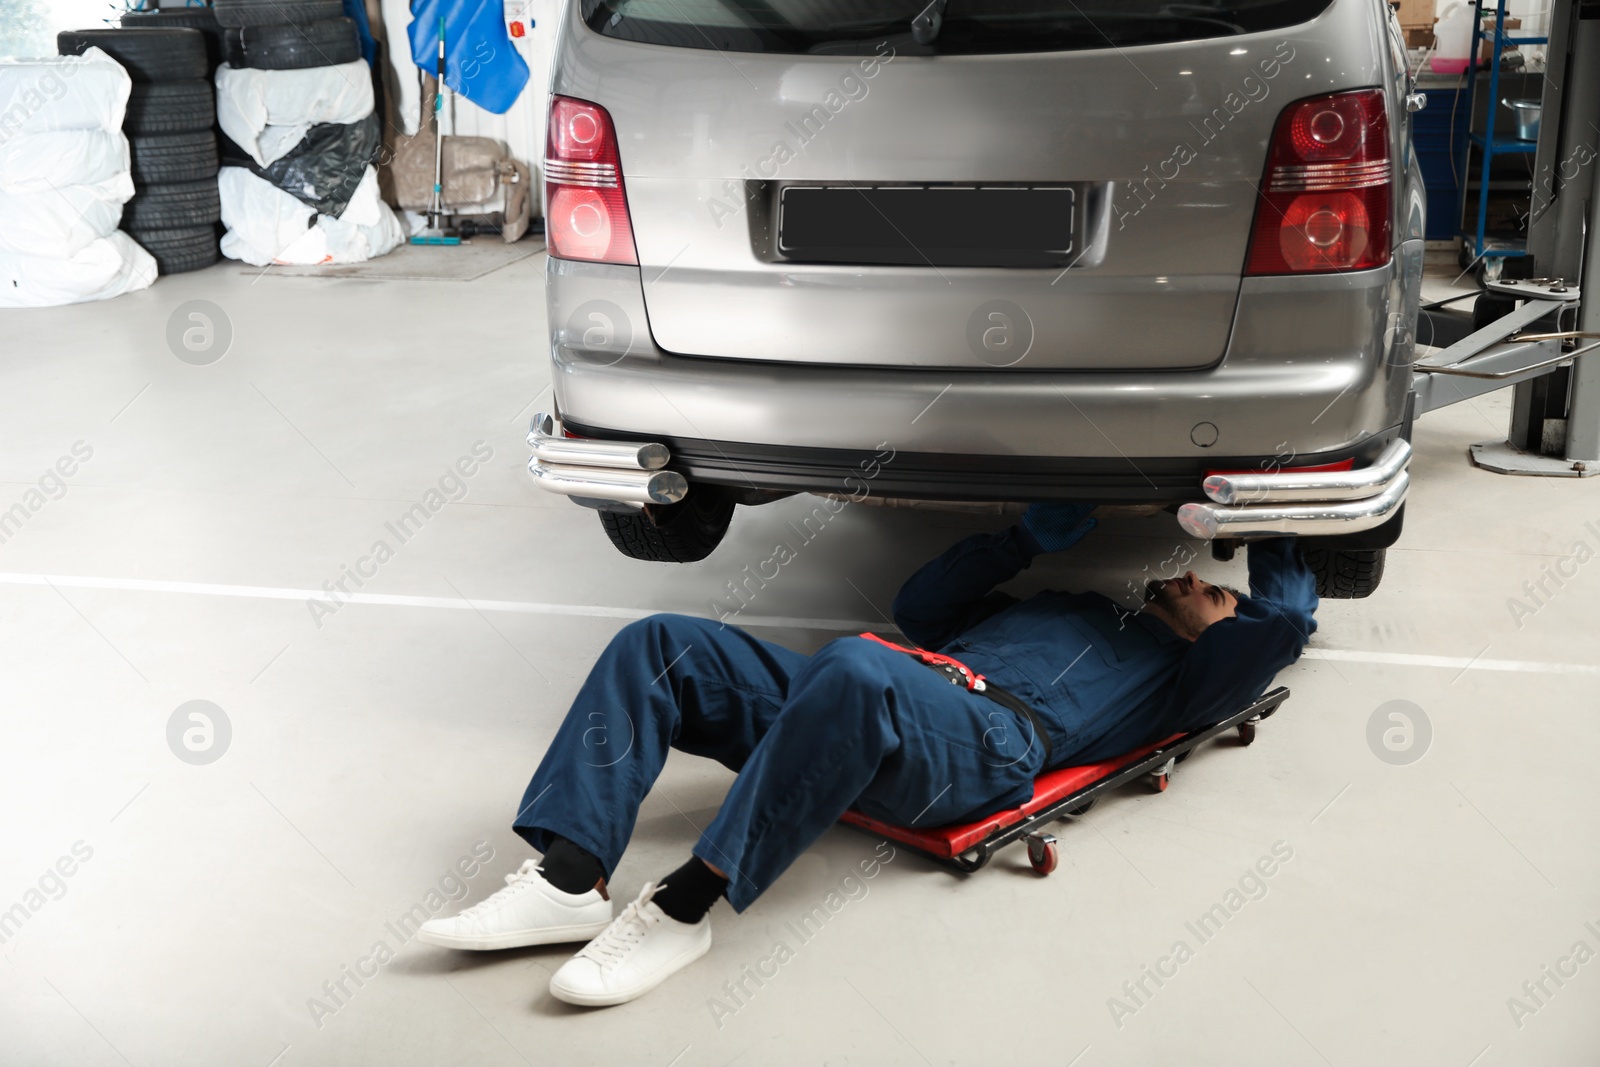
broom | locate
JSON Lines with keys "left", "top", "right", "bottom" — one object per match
{"left": 410, "top": 15, "right": 461, "bottom": 245}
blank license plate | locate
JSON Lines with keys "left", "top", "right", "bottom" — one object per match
{"left": 778, "top": 185, "right": 1075, "bottom": 269}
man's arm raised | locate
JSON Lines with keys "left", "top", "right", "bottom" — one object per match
{"left": 890, "top": 504, "right": 1098, "bottom": 649}
{"left": 1166, "top": 537, "right": 1319, "bottom": 733}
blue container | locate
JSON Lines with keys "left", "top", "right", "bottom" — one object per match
{"left": 1412, "top": 82, "right": 1473, "bottom": 240}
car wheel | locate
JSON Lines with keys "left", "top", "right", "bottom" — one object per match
{"left": 233, "top": 17, "right": 361, "bottom": 70}
{"left": 130, "top": 130, "right": 218, "bottom": 184}
{"left": 57, "top": 27, "right": 210, "bottom": 82}
{"left": 212, "top": 0, "right": 345, "bottom": 30}
{"left": 598, "top": 487, "right": 735, "bottom": 563}
{"left": 125, "top": 80, "right": 215, "bottom": 136}
{"left": 127, "top": 225, "right": 220, "bottom": 275}
{"left": 1303, "top": 546, "right": 1386, "bottom": 599}
{"left": 123, "top": 179, "right": 221, "bottom": 230}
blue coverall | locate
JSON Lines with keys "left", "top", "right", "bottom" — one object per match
{"left": 513, "top": 527, "right": 1318, "bottom": 912}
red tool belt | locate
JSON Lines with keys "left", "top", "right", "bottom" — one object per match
{"left": 859, "top": 633, "right": 1055, "bottom": 768}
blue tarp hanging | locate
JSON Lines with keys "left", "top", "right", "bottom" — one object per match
{"left": 407, "top": 0, "right": 529, "bottom": 115}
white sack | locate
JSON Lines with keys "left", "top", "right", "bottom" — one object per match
{"left": 313, "top": 166, "right": 402, "bottom": 260}
{"left": 218, "top": 165, "right": 316, "bottom": 262}
{"left": 219, "top": 165, "right": 400, "bottom": 265}
{"left": 0, "top": 49, "right": 131, "bottom": 141}
{"left": 0, "top": 173, "right": 134, "bottom": 256}
{"left": 215, "top": 61, "right": 374, "bottom": 167}
{"left": 0, "top": 128, "right": 130, "bottom": 193}
{"left": 0, "top": 231, "right": 156, "bottom": 308}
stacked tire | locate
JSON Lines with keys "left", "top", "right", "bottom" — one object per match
{"left": 120, "top": 7, "right": 228, "bottom": 71}
{"left": 216, "top": 0, "right": 361, "bottom": 71}
{"left": 58, "top": 27, "right": 221, "bottom": 275}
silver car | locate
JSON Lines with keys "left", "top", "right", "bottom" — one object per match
{"left": 528, "top": 0, "right": 1425, "bottom": 597}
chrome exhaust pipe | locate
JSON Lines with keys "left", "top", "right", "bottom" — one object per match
{"left": 525, "top": 411, "right": 686, "bottom": 505}
{"left": 1178, "top": 471, "right": 1409, "bottom": 539}
{"left": 526, "top": 412, "right": 669, "bottom": 471}
{"left": 1202, "top": 439, "right": 1412, "bottom": 505}
{"left": 529, "top": 459, "right": 688, "bottom": 506}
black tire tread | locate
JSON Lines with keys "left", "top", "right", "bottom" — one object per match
{"left": 119, "top": 9, "right": 225, "bottom": 70}
{"left": 126, "top": 225, "right": 219, "bottom": 275}
{"left": 56, "top": 27, "right": 208, "bottom": 82}
{"left": 121, "top": 8, "right": 221, "bottom": 30}
{"left": 124, "top": 179, "right": 221, "bottom": 229}
{"left": 598, "top": 490, "right": 735, "bottom": 563}
{"left": 235, "top": 17, "right": 360, "bottom": 70}
{"left": 213, "top": 0, "right": 344, "bottom": 30}
{"left": 1304, "top": 546, "right": 1386, "bottom": 599}
{"left": 130, "top": 130, "right": 219, "bottom": 184}
{"left": 125, "top": 80, "right": 214, "bottom": 136}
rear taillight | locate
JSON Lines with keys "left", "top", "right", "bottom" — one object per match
{"left": 544, "top": 95, "right": 637, "bottom": 265}
{"left": 1245, "top": 89, "right": 1391, "bottom": 275}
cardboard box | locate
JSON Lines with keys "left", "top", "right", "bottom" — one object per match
{"left": 1403, "top": 24, "right": 1435, "bottom": 48}
{"left": 1392, "top": 0, "right": 1433, "bottom": 27}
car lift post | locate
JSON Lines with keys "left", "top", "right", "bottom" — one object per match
{"left": 1443, "top": 0, "right": 1600, "bottom": 476}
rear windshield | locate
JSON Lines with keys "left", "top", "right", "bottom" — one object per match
{"left": 578, "top": 0, "right": 1335, "bottom": 55}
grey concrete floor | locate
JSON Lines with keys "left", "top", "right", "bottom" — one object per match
{"left": 2, "top": 247, "right": 1597, "bottom": 1067}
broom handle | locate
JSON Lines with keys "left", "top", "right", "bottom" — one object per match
{"left": 431, "top": 15, "right": 445, "bottom": 222}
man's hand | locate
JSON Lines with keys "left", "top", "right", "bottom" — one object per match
{"left": 1019, "top": 502, "right": 1098, "bottom": 554}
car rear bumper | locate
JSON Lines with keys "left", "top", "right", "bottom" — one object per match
{"left": 546, "top": 258, "right": 1412, "bottom": 460}
{"left": 538, "top": 256, "right": 1415, "bottom": 532}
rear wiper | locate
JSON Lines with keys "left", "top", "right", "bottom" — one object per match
{"left": 911, "top": 0, "right": 948, "bottom": 44}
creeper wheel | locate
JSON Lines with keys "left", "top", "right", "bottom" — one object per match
{"left": 1025, "top": 832, "right": 1058, "bottom": 875}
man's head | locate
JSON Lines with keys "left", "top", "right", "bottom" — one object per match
{"left": 1143, "top": 571, "right": 1241, "bottom": 641}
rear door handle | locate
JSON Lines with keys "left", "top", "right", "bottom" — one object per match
{"left": 1405, "top": 91, "right": 1427, "bottom": 112}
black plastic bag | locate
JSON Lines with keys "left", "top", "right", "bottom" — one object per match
{"left": 219, "top": 114, "right": 380, "bottom": 218}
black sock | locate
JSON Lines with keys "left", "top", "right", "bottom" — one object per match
{"left": 651, "top": 857, "right": 727, "bottom": 924}
{"left": 540, "top": 835, "right": 605, "bottom": 896}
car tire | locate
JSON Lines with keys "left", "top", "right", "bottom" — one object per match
{"left": 119, "top": 9, "right": 226, "bottom": 70}
{"left": 212, "top": 0, "right": 344, "bottom": 30}
{"left": 124, "top": 80, "right": 214, "bottom": 136}
{"left": 233, "top": 17, "right": 360, "bottom": 70}
{"left": 56, "top": 28, "right": 209, "bottom": 82}
{"left": 1304, "top": 546, "right": 1386, "bottom": 599}
{"left": 123, "top": 179, "right": 221, "bottom": 230}
{"left": 130, "top": 130, "right": 218, "bottom": 184}
{"left": 127, "top": 225, "right": 220, "bottom": 275}
{"left": 599, "top": 487, "right": 735, "bottom": 563}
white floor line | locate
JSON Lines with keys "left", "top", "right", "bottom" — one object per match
{"left": 4, "top": 571, "right": 1597, "bottom": 675}
{"left": 0, "top": 571, "right": 880, "bottom": 633}
{"left": 1300, "top": 647, "right": 1600, "bottom": 675}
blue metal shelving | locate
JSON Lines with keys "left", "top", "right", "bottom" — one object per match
{"left": 1460, "top": 0, "right": 1548, "bottom": 269}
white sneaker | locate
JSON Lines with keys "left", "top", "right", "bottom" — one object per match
{"left": 548, "top": 880, "right": 712, "bottom": 1007}
{"left": 416, "top": 859, "right": 613, "bottom": 950}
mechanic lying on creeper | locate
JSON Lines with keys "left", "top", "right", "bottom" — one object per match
{"left": 419, "top": 503, "right": 1319, "bottom": 1006}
